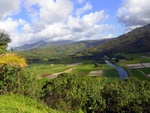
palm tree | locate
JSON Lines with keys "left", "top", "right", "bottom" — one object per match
{"left": 0, "top": 29, "right": 11, "bottom": 46}
{"left": 0, "top": 29, "right": 27, "bottom": 67}
{"left": 0, "top": 53, "right": 27, "bottom": 67}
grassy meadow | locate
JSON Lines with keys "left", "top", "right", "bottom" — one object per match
{"left": 0, "top": 94, "right": 60, "bottom": 113}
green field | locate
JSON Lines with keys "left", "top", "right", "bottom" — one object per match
{"left": 25, "top": 61, "right": 121, "bottom": 82}
{"left": 25, "top": 52, "right": 150, "bottom": 82}
{"left": 26, "top": 61, "right": 103, "bottom": 76}
{"left": 26, "top": 64, "right": 71, "bottom": 75}
{"left": 131, "top": 69, "right": 150, "bottom": 81}
{"left": 139, "top": 68, "right": 150, "bottom": 74}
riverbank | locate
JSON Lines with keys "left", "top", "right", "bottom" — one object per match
{"left": 105, "top": 60, "right": 128, "bottom": 80}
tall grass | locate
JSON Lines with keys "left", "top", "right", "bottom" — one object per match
{"left": 0, "top": 94, "right": 60, "bottom": 113}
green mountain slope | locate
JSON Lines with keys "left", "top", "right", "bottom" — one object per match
{"left": 14, "top": 40, "right": 74, "bottom": 51}
{"left": 19, "top": 39, "right": 110, "bottom": 60}
{"left": 83, "top": 24, "right": 150, "bottom": 57}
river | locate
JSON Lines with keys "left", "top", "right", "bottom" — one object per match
{"left": 105, "top": 60, "right": 128, "bottom": 80}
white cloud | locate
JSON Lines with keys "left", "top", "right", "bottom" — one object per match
{"left": 0, "top": 0, "right": 114, "bottom": 48}
{"left": 24, "top": 0, "right": 73, "bottom": 24}
{"left": 75, "top": 2, "right": 92, "bottom": 17}
{"left": 0, "top": 18, "right": 18, "bottom": 32}
{"left": 22, "top": 23, "right": 33, "bottom": 33}
{"left": 81, "top": 10, "right": 108, "bottom": 26}
{"left": 0, "top": 0, "right": 20, "bottom": 19}
{"left": 117, "top": 0, "right": 150, "bottom": 30}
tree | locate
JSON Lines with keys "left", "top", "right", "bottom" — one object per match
{"left": 0, "top": 30, "right": 11, "bottom": 54}
{"left": 0, "top": 29, "right": 11, "bottom": 46}
{"left": 101, "top": 77, "right": 150, "bottom": 113}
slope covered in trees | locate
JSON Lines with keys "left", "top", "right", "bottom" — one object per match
{"left": 83, "top": 24, "right": 150, "bottom": 57}
{"left": 19, "top": 39, "right": 110, "bottom": 60}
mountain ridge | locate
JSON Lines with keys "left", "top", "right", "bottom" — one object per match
{"left": 83, "top": 24, "right": 150, "bottom": 57}
{"left": 14, "top": 40, "right": 74, "bottom": 51}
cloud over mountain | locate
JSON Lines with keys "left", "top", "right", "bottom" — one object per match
{"left": 117, "top": 0, "right": 150, "bottom": 31}
{"left": 0, "top": 0, "right": 149, "bottom": 48}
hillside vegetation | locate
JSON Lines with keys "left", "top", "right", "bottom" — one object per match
{"left": 0, "top": 94, "right": 59, "bottom": 113}
{"left": 18, "top": 39, "right": 110, "bottom": 61}
{"left": 83, "top": 24, "right": 150, "bottom": 57}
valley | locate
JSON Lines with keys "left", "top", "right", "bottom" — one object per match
{"left": 1, "top": 24, "right": 150, "bottom": 113}
{"left": 22, "top": 24, "right": 150, "bottom": 82}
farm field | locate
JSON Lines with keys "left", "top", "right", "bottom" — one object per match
{"left": 26, "top": 61, "right": 102, "bottom": 76}
{"left": 116, "top": 53, "right": 150, "bottom": 81}
{"left": 25, "top": 60, "right": 121, "bottom": 82}
{"left": 131, "top": 69, "right": 150, "bottom": 81}
{"left": 25, "top": 52, "right": 150, "bottom": 82}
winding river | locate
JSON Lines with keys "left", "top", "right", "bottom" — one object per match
{"left": 105, "top": 60, "right": 128, "bottom": 80}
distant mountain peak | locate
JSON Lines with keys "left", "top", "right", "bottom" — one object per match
{"left": 14, "top": 40, "right": 74, "bottom": 51}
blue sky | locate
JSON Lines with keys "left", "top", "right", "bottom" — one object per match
{"left": 0, "top": 0, "right": 150, "bottom": 47}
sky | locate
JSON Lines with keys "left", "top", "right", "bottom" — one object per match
{"left": 0, "top": 0, "right": 150, "bottom": 48}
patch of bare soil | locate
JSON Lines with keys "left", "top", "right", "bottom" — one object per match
{"left": 50, "top": 64, "right": 54, "bottom": 66}
{"left": 126, "top": 63, "right": 144, "bottom": 69}
{"left": 40, "top": 68, "right": 75, "bottom": 79}
{"left": 89, "top": 70, "right": 102, "bottom": 76}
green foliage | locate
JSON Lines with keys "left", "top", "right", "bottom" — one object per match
{"left": 41, "top": 73, "right": 150, "bottom": 112}
{"left": 101, "top": 77, "right": 150, "bottom": 113}
{"left": 0, "top": 65, "right": 43, "bottom": 99}
{"left": 0, "top": 45, "right": 7, "bottom": 54}
{"left": 19, "top": 43, "right": 87, "bottom": 60}
{"left": 84, "top": 24, "right": 150, "bottom": 57}
{"left": 42, "top": 73, "right": 104, "bottom": 112}
{"left": 18, "top": 39, "right": 110, "bottom": 61}
{"left": 94, "top": 62, "right": 103, "bottom": 67}
{"left": 0, "top": 94, "right": 60, "bottom": 113}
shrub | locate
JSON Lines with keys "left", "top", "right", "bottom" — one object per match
{"left": 0, "top": 65, "right": 43, "bottom": 99}
{"left": 42, "top": 73, "right": 105, "bottom": 112}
